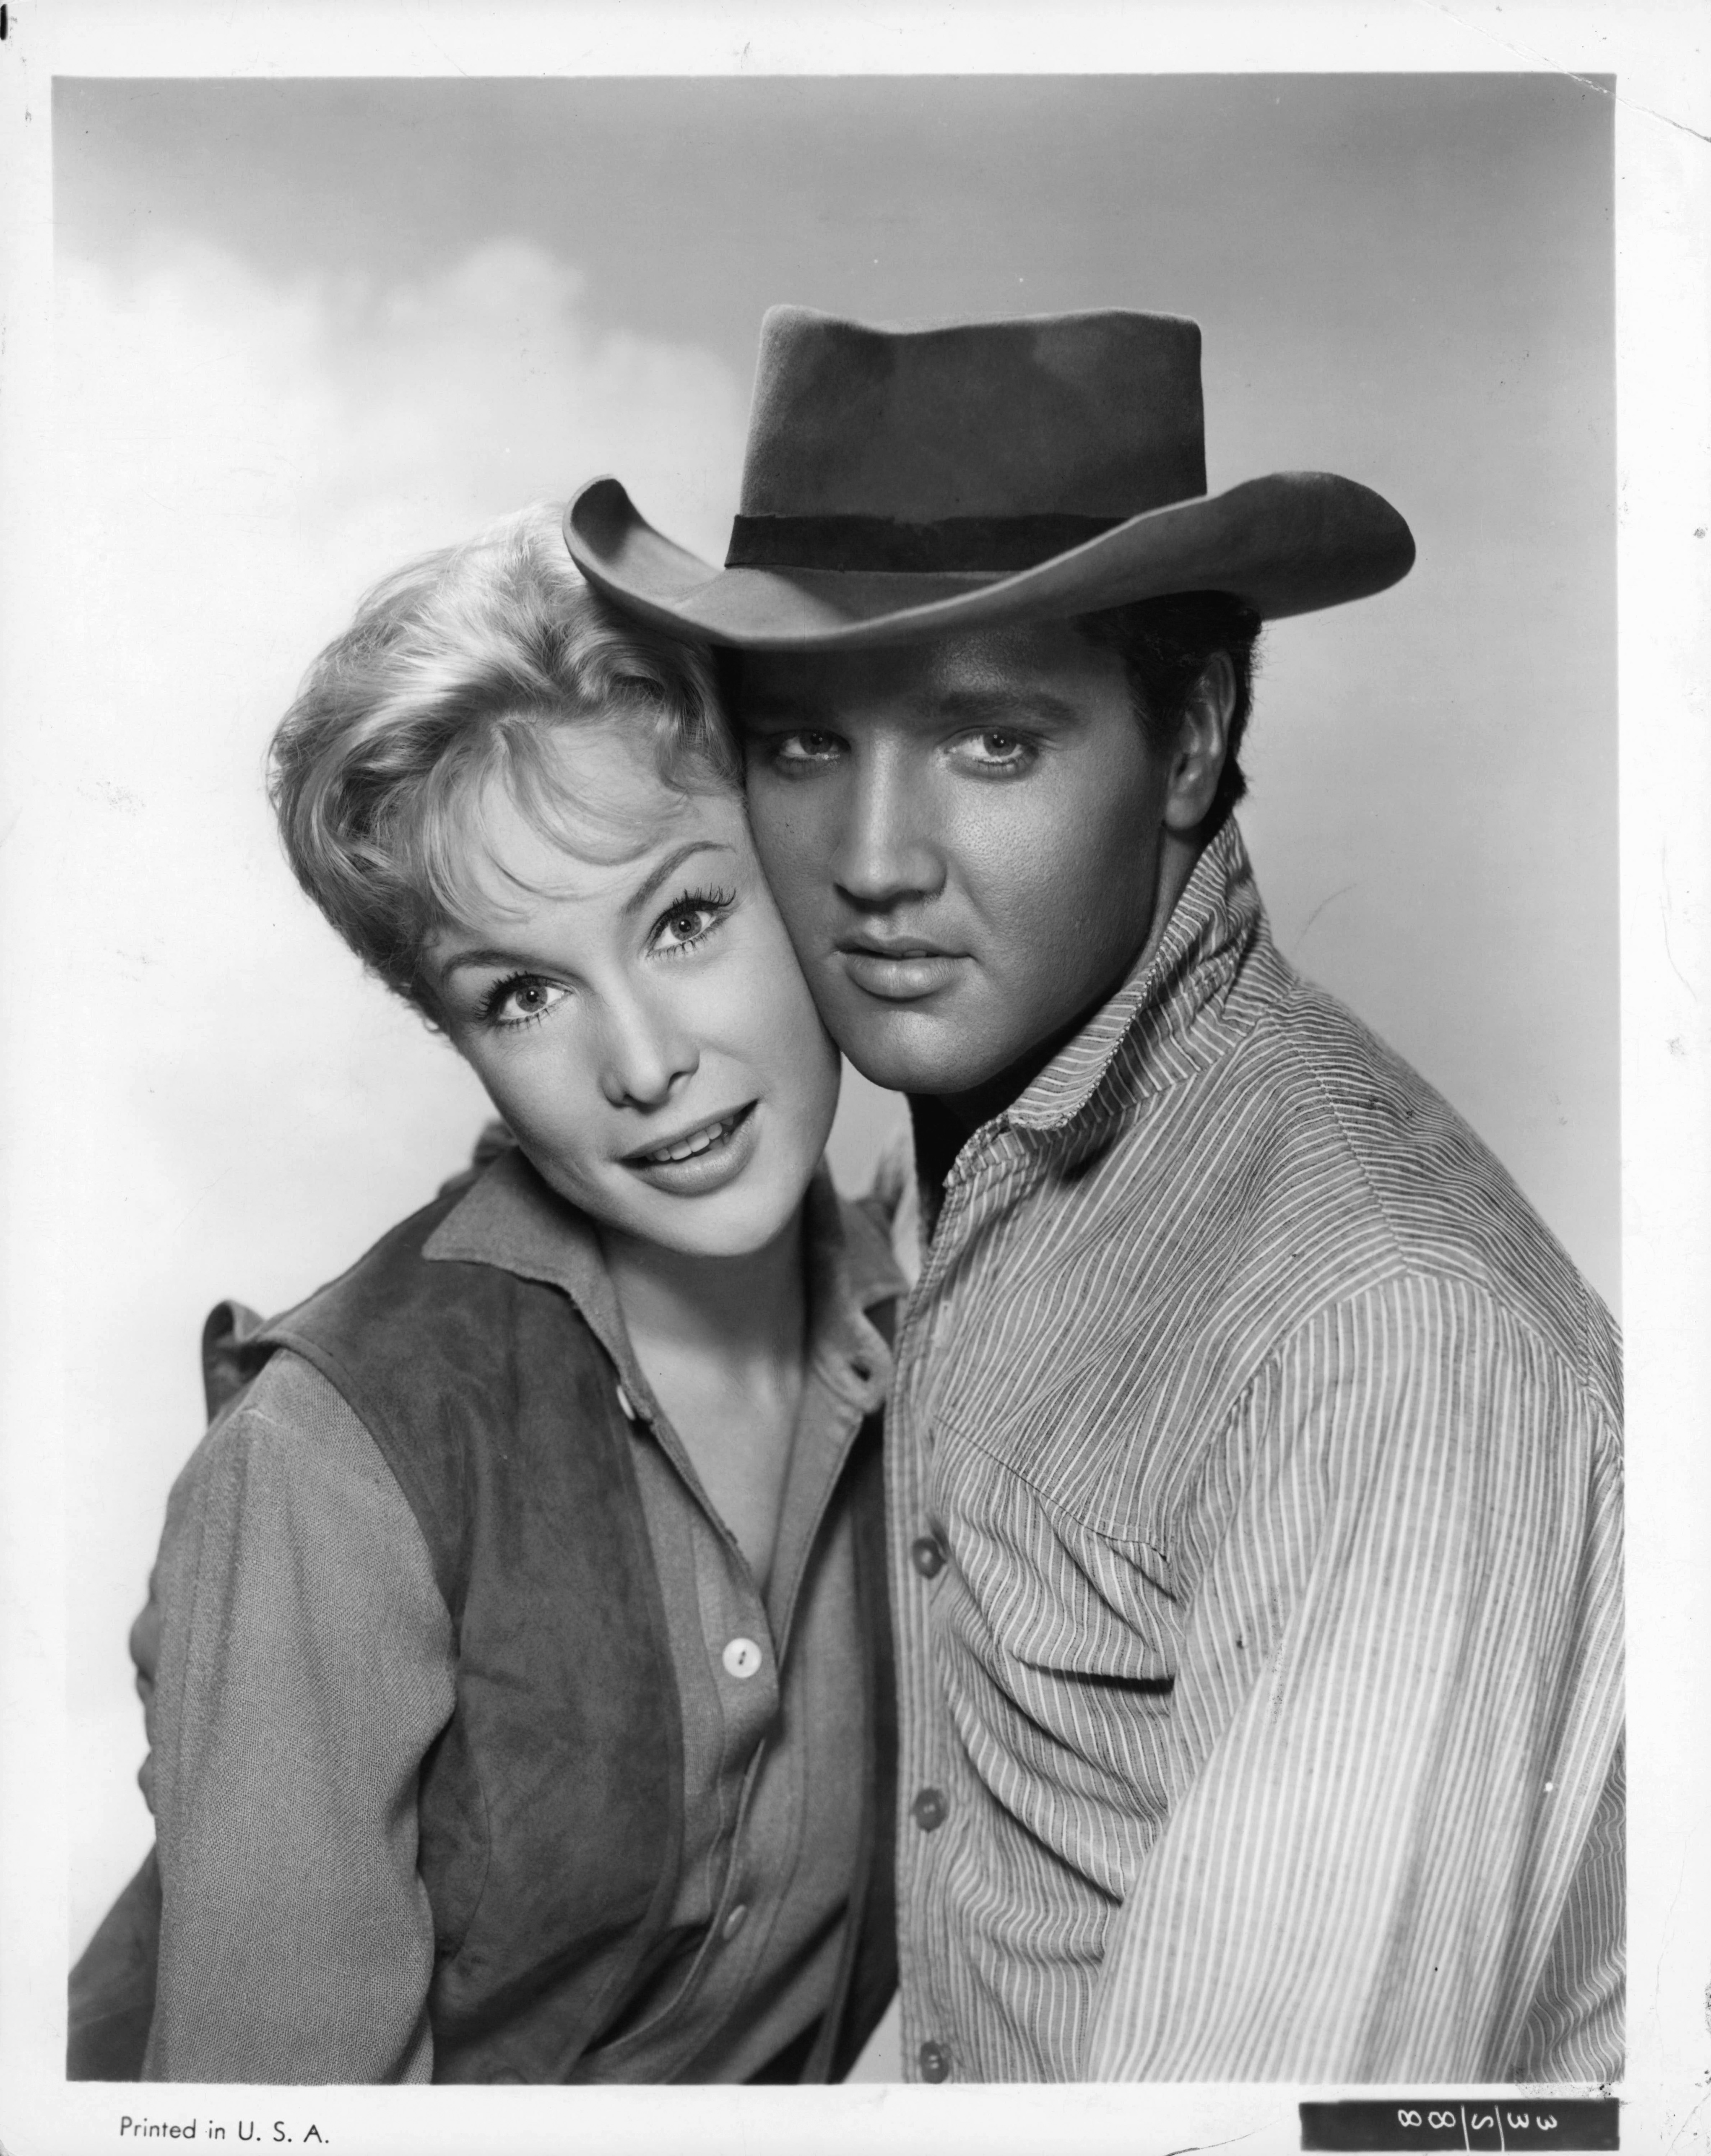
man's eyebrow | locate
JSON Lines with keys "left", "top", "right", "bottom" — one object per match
{"left": 735, "top": 691, "right": 815, "bottom": 726}
{"left": 738, "top": 686, "right": 1087, "bottom": 729}
{"left": 621, "top": 839, "right": 736, "bottom": 918}
{"left": 932, "top": 686, "right": 1085, "bottom": 728}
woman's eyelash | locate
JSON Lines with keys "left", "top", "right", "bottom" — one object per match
{"left": 478, "top": 972, "right": 556, "bottom": 1026}
{"left": 472, "top": 885, "right": 736, "bottom": 1023}
{"left": 653, "top": 884, "right": 737, "bottom": 952}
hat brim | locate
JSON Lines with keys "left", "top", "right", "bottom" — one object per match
{"left": 564, "top": 471, "right": 1414, "bottom": 651}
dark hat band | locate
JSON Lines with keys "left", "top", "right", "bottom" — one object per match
{"left": 725, "top": 510, "right": 1124, "bottom": 575}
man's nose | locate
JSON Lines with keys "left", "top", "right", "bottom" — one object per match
{"left": 596, "top": 982, "right": 699, "bottom": 1110}
{"left": 832, "top": 744, "right": 946, "bottom": 909}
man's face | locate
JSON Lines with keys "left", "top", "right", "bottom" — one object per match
{"left": 739, "top": 622, "right": 1178, "bottom": 1101}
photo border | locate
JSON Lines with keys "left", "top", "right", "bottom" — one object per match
{"left": 3, "top": 6, "right": 1705, "bottom": 2152}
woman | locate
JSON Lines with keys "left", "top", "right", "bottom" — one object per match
{"left": 68, "top": 505, "right": 903, "bottom": 2084}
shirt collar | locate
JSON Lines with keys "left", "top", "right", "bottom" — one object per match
{"left": 421, "top": 1140, "right": 904, "bottom": 1420}
{"left": 1004, "top": 815, "right": 1266, "bottom": 1137}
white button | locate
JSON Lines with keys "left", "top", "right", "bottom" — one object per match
{"left": 721, "top": 1902, "right": 748, "bottom": 1941}
{"left": 615, "top": 1383, "right": 639, "bottom": 1421}
{"left": 722, "top": 1636, "right": 763, "bottom": 1680}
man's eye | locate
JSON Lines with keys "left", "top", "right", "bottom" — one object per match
{"left": 958, "top": 729, "right": 1035, "bottom": 771}
{"left": 767, "top": 730, "right": 844, "bottom": 765}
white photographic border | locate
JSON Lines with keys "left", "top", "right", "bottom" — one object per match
{"left": 2, "top": 5, "right": 1705, "bottom": 2151}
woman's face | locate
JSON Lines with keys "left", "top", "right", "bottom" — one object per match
{"left": 424, "top": 720, "right": 841, "bottom": 1260}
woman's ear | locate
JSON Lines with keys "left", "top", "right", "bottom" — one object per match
{"left": 1162, "top": 651, "right": 1235, "bottom": 836}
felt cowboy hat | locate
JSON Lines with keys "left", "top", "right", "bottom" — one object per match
{"left": 564, "top": 305, "right": 1414, "bottom": 651}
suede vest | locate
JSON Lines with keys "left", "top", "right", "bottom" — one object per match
{"left": 71, "top": 1177, "right": 897, "bottom": 2085}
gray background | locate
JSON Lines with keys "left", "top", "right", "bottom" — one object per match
{"left": 54, "top": 75, "right": 1615, "bottom": 2000}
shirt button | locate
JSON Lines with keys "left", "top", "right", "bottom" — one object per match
{"left": 721, "top": 1902, "right": 748, "bottom": 1941}
{"left": 911, "top": 1533, "right": 946, "bottom": 1579}
{"left": 722, "top": 1637, "right": 764, "bottom": 1680}
{"left": 911, "top": 1786, "right": 947, "bottom": 1832}
{"left": 918, "top": 2040, "right": 950, "bottom": 2081}
{"left": 614, "top": 1382, "right": 640, "bottom": 1421}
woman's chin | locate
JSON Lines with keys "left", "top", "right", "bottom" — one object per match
{"left": 597, "top": 1144, "right": 820, "bottom": 1261}
{"left": 633, "top": 1177, "right": 809, "bottom": 1260}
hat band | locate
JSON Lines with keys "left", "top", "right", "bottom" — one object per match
{"left": 725, "top": 511, "right": 1123, "bottom": 575}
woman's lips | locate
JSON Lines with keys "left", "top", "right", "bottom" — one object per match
{"left": 837, "top": 944, "right": 966, "bottom": 1001}
{"left": 622, "top": 1102, "right": 760, "bottom": 1196}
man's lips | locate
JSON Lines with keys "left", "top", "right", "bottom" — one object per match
{"left": 835, "top": 937, "right": 967, "bottom": 1002}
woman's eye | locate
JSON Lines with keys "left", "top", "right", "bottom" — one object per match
{"left": 485, "top": 976, "right": 566, "bottom": 1028}
{"left": 652, "top": 886, "right": 736, "bottom": 956}
{"left": 658, "top": 904, "right": 716, "bottom": 948}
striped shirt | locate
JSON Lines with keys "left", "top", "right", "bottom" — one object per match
{"left": 886, "top": 817, "right": 1623, "bottom": 2084}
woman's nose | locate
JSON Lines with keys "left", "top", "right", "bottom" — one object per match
{"left": 596, "top": 984, "right": 699, "bottom": 1109}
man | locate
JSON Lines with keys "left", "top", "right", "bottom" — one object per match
{"left": 564, "top": 306, "right": 1623, "bottom": 2083}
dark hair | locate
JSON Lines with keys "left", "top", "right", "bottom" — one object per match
{"left": 1072, "top": 591, "right": 1262, "bottom": 836}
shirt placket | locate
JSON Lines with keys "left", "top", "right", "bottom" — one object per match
{"left": 888, "top": 1131, "right": 1034, "bottom": 2085}
{"left": 693, "top": 1351, "right": 879, "bottom": 2004}
{"left": 605, "top": 1336, "right": 885, "bottom": 2073}
{"left": 691, "top": 1535, "right": 790, "bottom": 1989}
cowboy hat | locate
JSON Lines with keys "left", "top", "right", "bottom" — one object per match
{"left": 564, "top": 306, "right": 1414, "bottom": 651}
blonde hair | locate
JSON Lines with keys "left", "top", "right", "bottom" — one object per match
{"left": 268, "top": 503, "right": 735, "bottom": 1013}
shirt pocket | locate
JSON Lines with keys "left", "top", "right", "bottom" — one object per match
{"left": 929, "top": 1401, "right": 1178, "bottom": 1675}
{"left": 921, "top": 1326, "right": 1195, "bottom": 1555}
{"left": 921, "top": 1417, "right": 1183, "bottom": 1834}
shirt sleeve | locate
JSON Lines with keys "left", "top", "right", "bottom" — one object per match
{"left": 139, "top": 1349, "right": 457, "bottom": 2084}
{"left": 1080, "top": 1273, "right": 1624, "bottom": 2083}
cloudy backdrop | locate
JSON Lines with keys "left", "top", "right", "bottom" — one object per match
{"left": 52, "top": 75, "right": 1616, "bottom": 1982}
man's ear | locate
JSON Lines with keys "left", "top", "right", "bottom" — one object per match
{"left": 1162, "top": 652, "right": 1235, "bottom": 835}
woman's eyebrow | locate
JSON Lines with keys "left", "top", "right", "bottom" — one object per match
{"left": 437, "top": 841, "right": 738, "bottom": 978}
{"left": 440, "top": 942, "right": 528, "bottom": 979}
{"left": 621, "top": 839, "right": 737, "bottom": 918}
